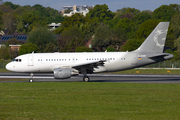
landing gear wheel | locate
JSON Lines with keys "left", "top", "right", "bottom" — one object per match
{"left": 83, "top": 76, "right": 90, "bottom": 82}
{"left": 29, "top": 79, "right": 34, "bottom": 83}
{"left": 29, "top": 73, "right": 34, "bottom": 83}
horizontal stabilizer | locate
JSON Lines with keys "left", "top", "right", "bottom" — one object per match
{"left": 148, "top": 53, "right": 171, "bottom": 59}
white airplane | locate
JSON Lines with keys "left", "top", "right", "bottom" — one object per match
{"left": 6, "top": 22, "right": 173, "bottom": 82}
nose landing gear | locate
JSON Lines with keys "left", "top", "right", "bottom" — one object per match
{"left": 29, "top": 73, "right": 34, "bottom": 82}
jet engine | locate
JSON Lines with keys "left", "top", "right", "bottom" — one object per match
{"left": 54, "top": 68, "right": 79, "bottom": 79}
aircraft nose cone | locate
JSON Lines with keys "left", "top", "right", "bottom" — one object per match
{"left": 6, "top": 63, "right": 12, "bottom": 71}
{"left": 5, "top": 63, "right": 10, "bottom": 71}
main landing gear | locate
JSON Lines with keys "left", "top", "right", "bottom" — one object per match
{"left": 83, "top": 76, "right": 90, "bottom": 82}
{"left": 29, "top": 73, "right": 34, "bottom": 82}
{"left": 82, "top": 69, "right": 90, "bottom": 82}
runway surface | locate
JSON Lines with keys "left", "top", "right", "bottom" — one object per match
{"left": 1, "top": 72, "right": 180, "bottom": 83}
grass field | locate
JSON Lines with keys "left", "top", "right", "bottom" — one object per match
{"left": 111, "top": 68, "right": 180, "bottom": 75}
{"left": 0, "top": 68, "right": 9, "bottom": 72}
{"left": 0, "top": 82, "right": 180, "bottom": 120}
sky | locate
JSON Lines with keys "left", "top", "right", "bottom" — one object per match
{"left": 3, "top": 0, "right": 180, "bottom": 12}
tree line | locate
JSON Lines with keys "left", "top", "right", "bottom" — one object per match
{"left": 0, "top": 1, "right": 180, "bottom": 61}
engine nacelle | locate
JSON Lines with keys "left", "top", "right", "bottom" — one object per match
{"left": 54, "top": 68, "right": 71, "bottom": 79}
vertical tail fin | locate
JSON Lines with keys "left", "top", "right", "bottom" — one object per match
{"left": 134, "top": 22, "right": 169, "bottom": 53}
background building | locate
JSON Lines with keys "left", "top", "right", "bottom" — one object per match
{"left": 61, "top": 5, "right": 94, "bottom": 17}
{"left": 0, "top": 34, "right": 28, "bottom": 45}
{"left": 48, "top": 23, "right": 61, "bottom": 31}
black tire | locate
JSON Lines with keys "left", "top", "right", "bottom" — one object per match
{"left": 29, "top": 79, "right": 34, "bottom": 83}
{"left": 83, "top": 76, "right": 90, "bottom": 82}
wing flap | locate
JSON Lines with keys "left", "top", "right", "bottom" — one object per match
{"left": 72, "top": 60, "right": 106, "bottom": 69}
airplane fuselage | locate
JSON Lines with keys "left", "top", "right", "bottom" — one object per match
{"left": 6, "top": 52, "right": 173, "bottom": 73}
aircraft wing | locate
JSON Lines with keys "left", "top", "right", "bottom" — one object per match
{"left": 71, "top": 60, "right": 107, "bottom": 73}
{"left": 72, "top": 60, "right": 106, "bottom": 68}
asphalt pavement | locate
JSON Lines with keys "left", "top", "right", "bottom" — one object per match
{"left": 0, "top": 72, "right": 180, "bottom": 83}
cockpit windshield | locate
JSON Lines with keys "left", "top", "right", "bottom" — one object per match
{"left": 13, "top": 59, "right": 22, "bottom": 62}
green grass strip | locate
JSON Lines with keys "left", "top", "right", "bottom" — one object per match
{"left": 0, "top": 82, "right": 180, "bottom": 120}
{"left": 111, "top": 69, "right": 180, "bottom": 75}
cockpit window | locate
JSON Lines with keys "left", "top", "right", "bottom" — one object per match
{"left": 13, "top": 59, "right": 22, "bottom": 62}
